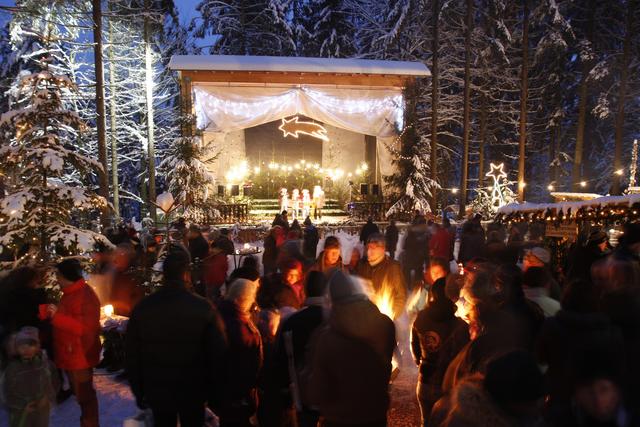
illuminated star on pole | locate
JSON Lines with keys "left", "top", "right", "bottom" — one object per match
{"left": 486, "top": 163, "right": 508, "bottom": 208}
{"left": 486, "top": 162, "right": 507, "bottom": 183}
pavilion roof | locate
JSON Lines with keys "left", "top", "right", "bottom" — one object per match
{"left": 169, "top": 55, "right": 430, "bottom": 77}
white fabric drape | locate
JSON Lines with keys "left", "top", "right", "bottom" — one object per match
{"left": 193, "top": 85, "right": 404, "bottom": 138}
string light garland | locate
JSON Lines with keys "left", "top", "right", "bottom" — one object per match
{"left": 495, "top": 200, "right": 640, "bottom": 226}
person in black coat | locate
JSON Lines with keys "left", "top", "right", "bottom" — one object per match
{"left": 187, "top": 225, "right": 210, "bottom": 261}
{"left": 125, "top": 248, "right": 228, "bottom": 426}
{"left": 402, "top": 218, "right": 430, "bottom": 288}
{"left": 458, "top": 221, "right": 486, "bottom": 265}
{"left": 0, "top": 267, "right": 47, "bottom": 335}
{"left": 411, "top": 278, "right": 469, "bottom": 426}
{"left": 566, "top": 229, "right": 610, "bottom": 284}
{"left": 260, "top": 271, "right": 328, "bottom": 427}
{"left": 359, "top": 217, "right": 380, "bottom": 244}
{"left": 537, "top": 288, "right": 620, "bottom": 415}
{"left": 0, "top": 267, "right": 51, "bottom": 364}
{"left": 263, "top": 226, "right": 284, "bottom": 276}
{"left": 302, "top": 217, "right": 320, "bottom": 261}
{"left": 310, "top": 271, "right": 395, "bottom": 427}
{"left": 385, "top": 220, "right": 399, "bottom": 260}
{"left": 214, "top": 228, "right": 236, "bottom": 256}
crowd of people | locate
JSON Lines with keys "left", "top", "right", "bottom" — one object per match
{"left": 1, "top": 210, "right": 640, "bottom": 427}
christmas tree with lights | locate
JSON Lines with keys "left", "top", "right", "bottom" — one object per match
{"left": 0, "top": 55, "right": 110, "bottom": 266}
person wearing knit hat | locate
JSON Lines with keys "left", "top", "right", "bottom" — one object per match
{"left": 4, "top": 325, "right": 59, "bottom": 427}
{"left": 568, "top": 228, "right": 611, "bottom": 284}
{"left": 310, "top": 269, "right": 396, "bottom": 426}
{"left": 523, "top": 246, "right": 551, "bottom": 269}
{"left": 216, "top": 278, "right": 263, "bottom": 426}
{"left": 309, "top": 235, "right": 346, "bottom": 278}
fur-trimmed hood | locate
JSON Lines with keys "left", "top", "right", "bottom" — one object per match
{"left": 443, "top": 375, "right": 513, "bottom": 427}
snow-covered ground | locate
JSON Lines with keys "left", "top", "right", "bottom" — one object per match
{"left": 0, "top": 369, "right": 139, "bottom": 427}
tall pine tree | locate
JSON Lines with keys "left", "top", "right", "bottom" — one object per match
{"left": 0, "top": 53, "right": 110, "bottom": 265}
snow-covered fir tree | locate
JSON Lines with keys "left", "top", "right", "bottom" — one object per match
{"left": 192, "top": 0, "right": 294, "bottom": 55}
{"left": 310, "top": 0, "right": 355, "bottom": 57}
{"left": 0, "top": 55, "right": 110, "bottom": 266}
{"left": 159, "top": 128, "right": 219, "bottom": 223}
{"left": 386, "top": 85, "right": 439, "bottom": 216}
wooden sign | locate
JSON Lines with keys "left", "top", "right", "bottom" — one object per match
{"left": 545, "top": 222, "right": 578, "bottom": 241}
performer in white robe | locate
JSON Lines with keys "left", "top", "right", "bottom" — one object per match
{"left": 313, "top": 185, "right": 325, "bottom": 220}
{"left": 279, "top": 188, "right": 289, "bottom": 215}
{"left": 302, "top": 189, "right": 311, "bottom": 219}
{"left": 291, "top": 189, "right": 300, "bottom": 220}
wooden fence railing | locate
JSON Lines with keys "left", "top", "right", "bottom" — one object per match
{"left": 213, "top": 204, "right": 249, "bottom": 223}
{"left": 348, "top": 201, "right": 393, "bottom": 221}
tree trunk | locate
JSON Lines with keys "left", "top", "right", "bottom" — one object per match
{"left": 92, "top": 0, "right": 109, "bottom": 225}
{"left": 572, "top": 0, "right": 595, "bottom": 190}
{"left": 478, "top": 90, "right": 487, "bottom": 189}
{"left": 517, "top": 0, "right": 529, "bottom": 202}
{"left": 430, "top": 0, "right": 440, "bottom": 212}
{"left": 458, "top": 0, "right": 472, "bottom": 218}
{"left": 612, "top": 0, "right": 635, "bottom": 194}
{"left": 108, "top": 0, "right": 119, "bottom": 218}
{"left": 549, "top": 126, "right": 556, "bottom": 185}
{"left": 144, "top": 0, "right": 157, "bottom": 221}
{"left": 554, "top": 126, "right": 561, "bottom": 185}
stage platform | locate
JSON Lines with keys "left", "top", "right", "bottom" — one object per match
{"left": 250, "top": 198, "right": 349, "bottom": 223}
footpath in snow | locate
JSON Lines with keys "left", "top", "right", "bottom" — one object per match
{"left": 0, "top": 370, "right": 138, "bottom": 427}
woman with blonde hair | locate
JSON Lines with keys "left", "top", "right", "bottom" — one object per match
{"left": 217, "top": 279, "right": 263, "bottom": 427}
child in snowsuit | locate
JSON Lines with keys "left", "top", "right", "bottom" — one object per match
{"left": 4, "top": 326, "right": 59, "bottom": 427}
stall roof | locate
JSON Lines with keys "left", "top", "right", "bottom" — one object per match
{"left": 169, "top": 55, "right": 430, "bottom": 77}
{"left": 497, "top": 194, "right": 640, "bottom": 215}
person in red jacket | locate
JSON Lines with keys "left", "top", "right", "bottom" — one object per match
{"left": 203, "top": 240, "right": 229, "bottom": 301}
{"left": 45, "top": 259, "right": 101, "bottom": 427}
{"left": 429, "top": 222, "right": 454, "bottom": 261}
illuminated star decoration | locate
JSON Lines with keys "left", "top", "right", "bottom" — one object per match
{"left": 279, "top": 116, "right": 329, "bottom": 142}
{"left": 486, "top": 162, "right": 508, "bottom": 208}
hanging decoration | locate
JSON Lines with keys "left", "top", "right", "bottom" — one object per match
{"left": 486, "top": 163, "right": 508, "bottom": 208}
{"left": 279, "top": 116, "right": 329, "bottom": 141}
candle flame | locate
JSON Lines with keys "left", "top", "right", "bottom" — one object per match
{"left": 103, "top": 304, "right": 114, "bottom": 318}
